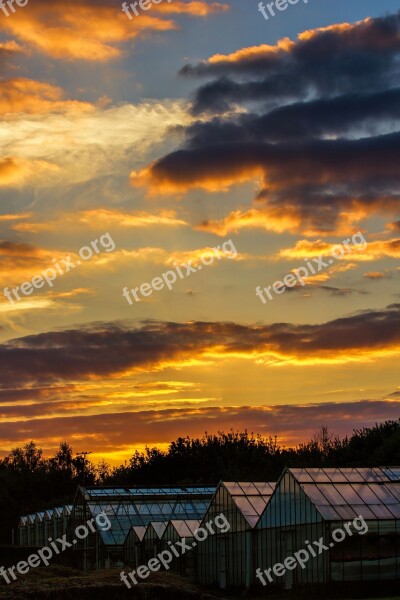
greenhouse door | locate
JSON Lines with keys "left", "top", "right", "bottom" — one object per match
{"left": 283, "top": 531, "right": 295, "bottom": 590}
{"left": 217, "top": 538, "right": 227, "bottom": 589}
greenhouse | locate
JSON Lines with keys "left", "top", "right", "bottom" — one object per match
{"left": 160, "top": 519, "right": 200, "bottom": 578}
{"left": 196, "top": 481, "right": 275, "bottom": 589}
{"left": 124, "top": 525, "right": 147, "bottom": 567}
{"left": 256, "top": 467, "right": 400, "bottom": 591}
{"left": 68, "top": 485, "right": 215, "bottom": 570}
{"left": 17, "top": 505, "right": 72, "bottom": 546}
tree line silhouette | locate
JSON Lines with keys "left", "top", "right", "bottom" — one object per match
{"left": 1, "top": 419, "right": 400, "bottom": 543}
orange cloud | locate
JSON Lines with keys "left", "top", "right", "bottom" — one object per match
{"left": 153, "top": 1, "right": 228, "bottom": 17}
{"left": 0, "top": 157, "right": 59, "bottom": 187}
{"left": 0, "top": 213, "right": 32, "bottom": 222}
{"left": 363, "top": 272, "right": 384, "bottom": 279}
{"left": 0, "top": 241, "right": 70, "bottom": 287}
{"left": 12, "top": 209, "right": 188, "bottom": 233}
{"left": 0, "top": 0, "right": 228, "bottom": 61}
{"left": 279, "top": 238, "right": 400, "bottom": 262}
{"left": 195, "top": 207, "right": 302, "bottom": 236}
{"left": 195, "top": 207, "right": 367, "bottom": 237}
{"left": 206, "top": 37, "right": 294, "bottom": 65}
{"left": 0, "top": 40, "right": 23, "bottom": 53}
{"left": 0, "top": 79, "right": 94, "bottom": 114}
{"left": 0, "top": 240, "right": 111, "bottom": 288}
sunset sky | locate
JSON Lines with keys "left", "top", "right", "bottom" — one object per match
{"left": 0, "top": 0, "right": 399, "bottom": 465}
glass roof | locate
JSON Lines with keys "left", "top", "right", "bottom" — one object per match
{"left": 86, "top": 486, "right": 215, "bottom": 499}
{"left": 223, "top": 482, "right": 276, "bottom": 527}
{"left": 86, "top": 495, "right": 213, "bottom": 546}
{"left": 290, "top": 468, "right": 400, "bottom": 521}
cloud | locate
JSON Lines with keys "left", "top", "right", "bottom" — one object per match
{"left": 0, "top": 305, "right": 398, "bottom": 389}
{"left": 0, "top": 0, "right": 228, "bottom": 61}
{"left": 317, "top": 286, "right": 368, "bottom": 297}
{"left": 0, "top": 213, "right": 32, "bottom": 222}
{"left": 363, "top": 271, "right": 393, "bottom": 280}
{"left": 0, "top": 79, "right": 95, "bottom": 114}
{"left": 181, "top": 14, "right": 400, "bottom": 112}
{"left": 279, "top": 238, "right": 400, "bottom": 261}
{"left": 0, "top": 399, "right": 399, "bottom": 456}
{"left": 0, "top": 157, "right": 60, "bottom": 187}
{"left": 133, "top": 11, "right": 400, "bottom": 236}
{"left": 12, "top": 209, "right": 188, "bottom": 233}
{"left": 0, "top": 240, "right": 113, "bottom": 288}
{"left": 0, "top": 101, "right": 188, "bottom": 190}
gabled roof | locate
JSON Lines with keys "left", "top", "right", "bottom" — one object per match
{"left": 146, "top": 521, "right": 167, "bottom": 539}
{"left": 289, "top": 467, "right": 400, "bottom": 521}
{"left": 222, "top": 482, "right": 276, "bottom": 527}
{"left": 35, "top": 512, "right": 45, "bottom": 523}
{"left": 19, "top": 505, "right": 72, "bottom": 523}
{"left": 63, "top": 505, "right": 73, "bottom": 516}
{"left": 167, "top": 519, "right": 200, "bottom": 538}
{"left": 130, "top": 525, "right": 147, "bottom": 542}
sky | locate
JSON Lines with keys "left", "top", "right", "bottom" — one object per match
{"left": 0, "top": 0, "right": 399, "bottom": 465}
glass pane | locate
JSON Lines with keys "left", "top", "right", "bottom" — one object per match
{"left": 224, "top": 483, "right": 243, "bottom": 494}
{"left": 233, "top": 496, "right": 258, "bottom": 516}
{"left": 248, "top": 496, "right": 267, "bottom": 515}
{"left": 333, "top": 484, "right": 364, "bottom": 504}
{"left": 350, "top": 505, "right": 376, "bottom": 520}
{"left": 317, "top": 505, "right": 341, "bottom": 520}
{"left": 302, "top": 484, "right": 330, "bottom": 505}
{"left": 335, "top": 505, "right": 359, "bottom": 519}
{"left": 383, "top": 468, "right": 400, "bottom": 481}
{"left": 385, "top": 483, "right": 400, "bottom": 501}
{"left": 318, "top": 484, "right": 347, "bottom": 505}
{"left": 368, "top": 504, "right": 394, "bottom": 519}
{"left": 369, "top": 485, "right": 398, "bottom": 504}
{"left": 357, "top": 469, "right": 384, "bottom": 483}
{"left": 305, "top": 469, "right": 331, "bottom": 483}
{"left": 323, "top": 470, "right": 348, "bottom": 483}
{"left": 291, "top": 469, "right": 315, "bottom": 482}
{"left": 238, "top": 483, "right": 257, "bottom": 493}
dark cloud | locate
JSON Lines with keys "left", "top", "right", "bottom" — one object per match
{"left": 316, "top": 286, "right": 369, "bottom": 297}
{"left": 181, "top": 11, "right": 400, "bottom": 114}
{"left": 0, "top": 305, "right": 398, "bottom": 388}
{"left": 134, "top": 12, "right": 400, "bottom": 235}
{"left": 1, "top": 400, "right": 399, "bottom": 454}
{"left": 185, "top": 88, "right": 400, "bottom": 144}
